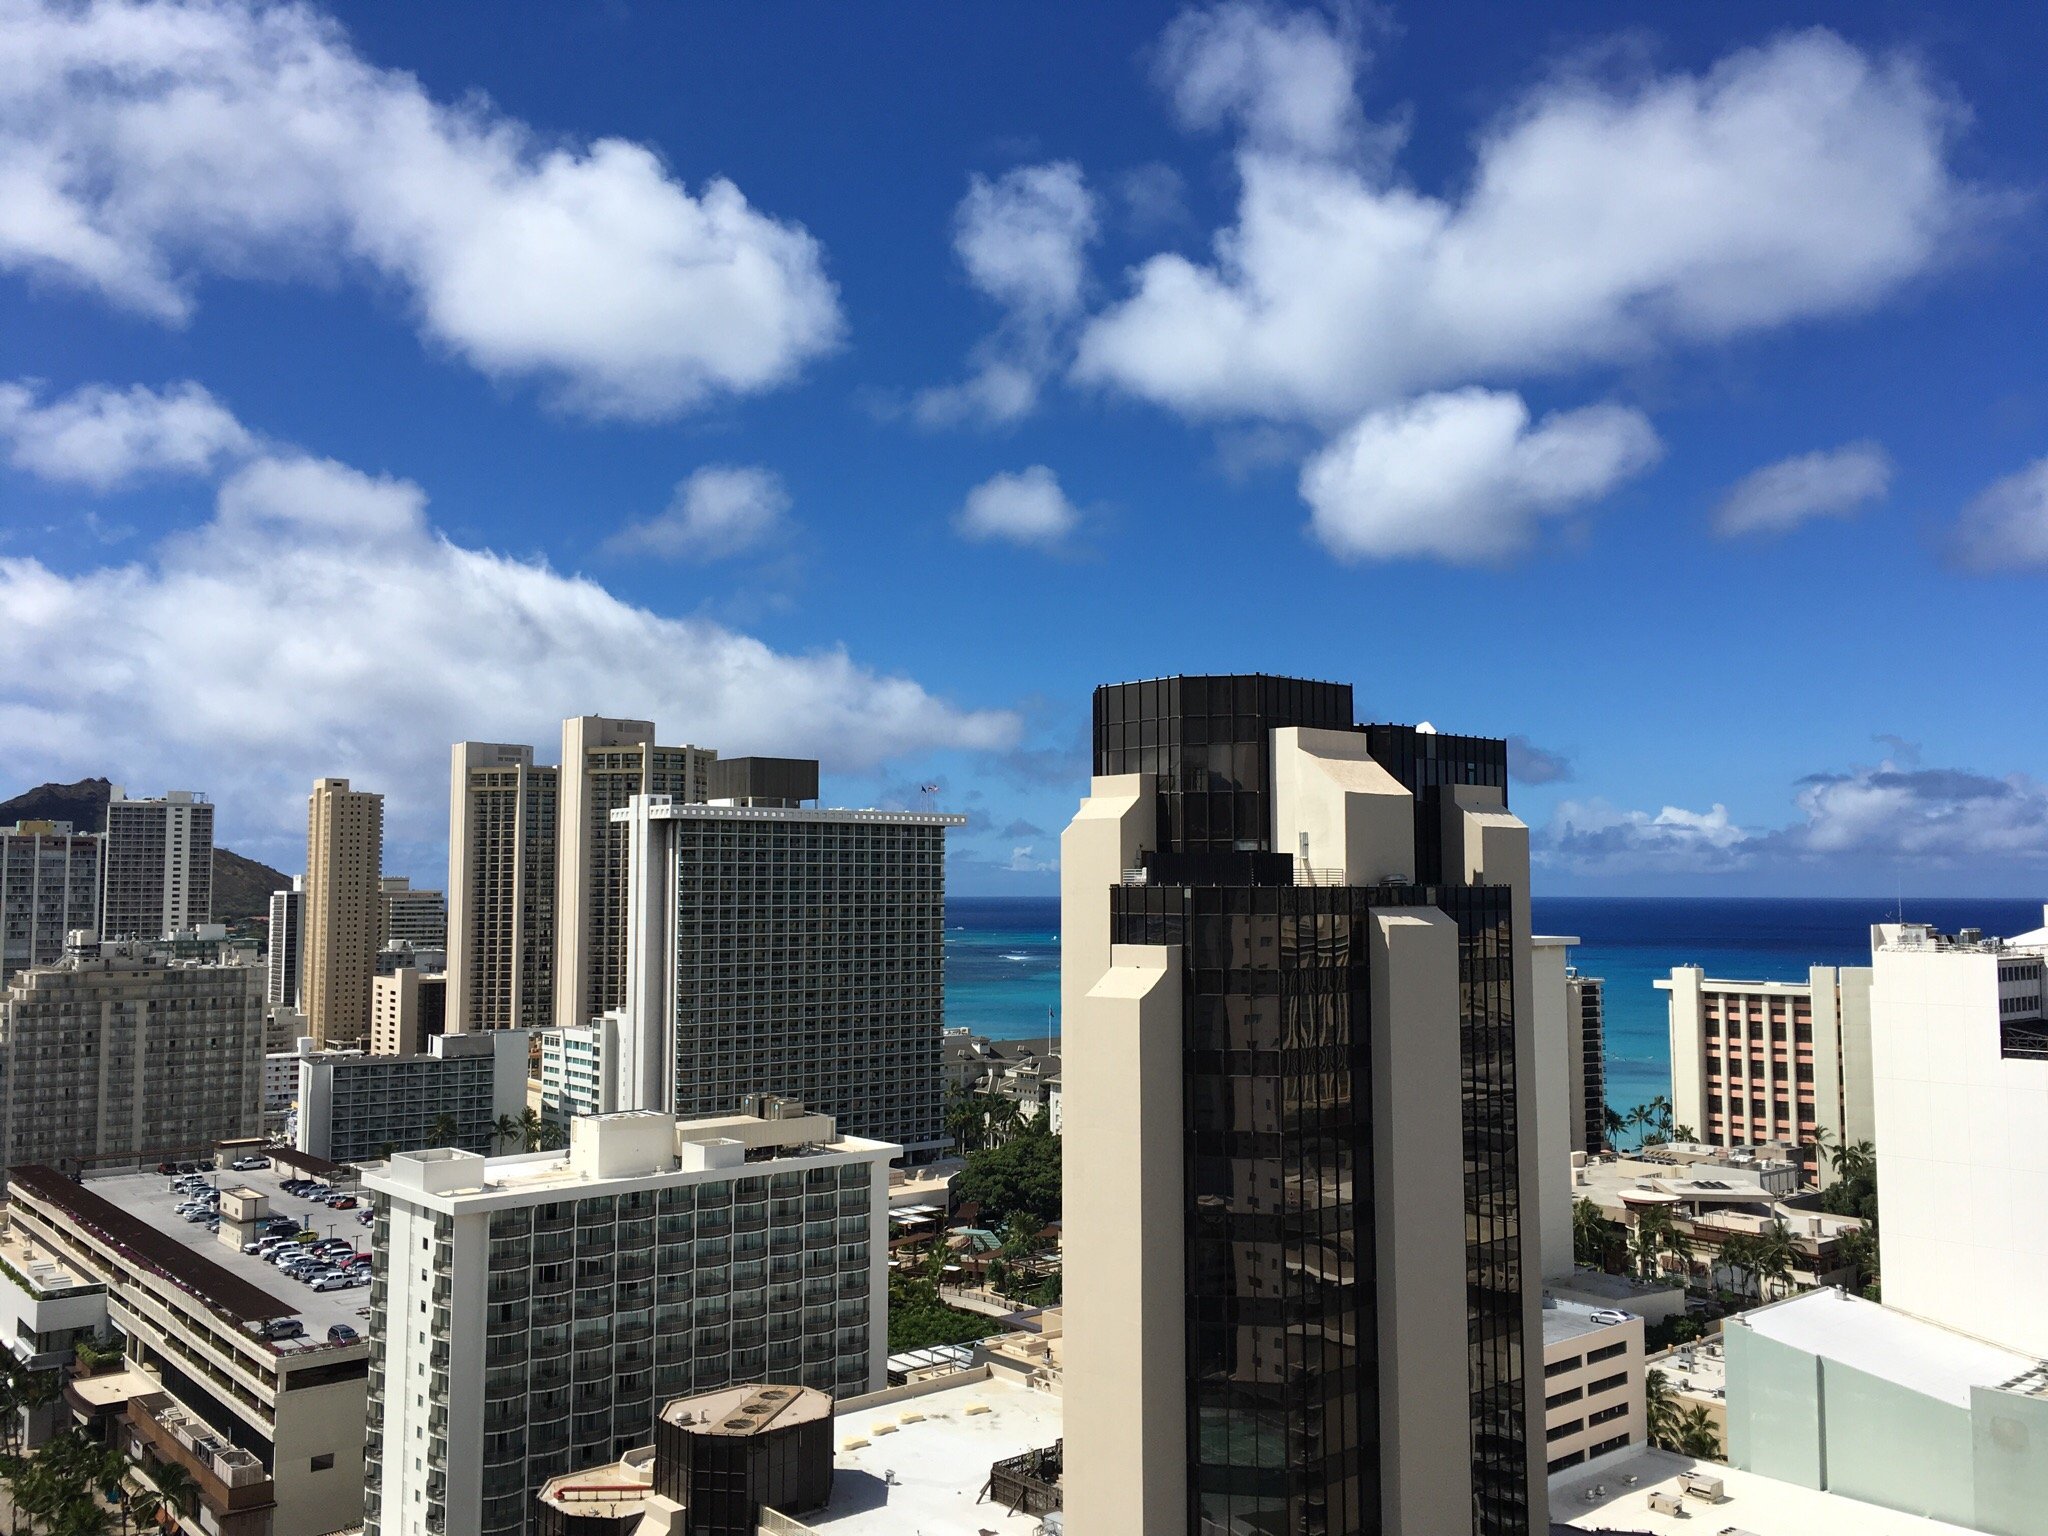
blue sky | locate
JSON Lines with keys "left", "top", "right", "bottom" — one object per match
{"left": 1, "top": 0, "right": 2046, "bottom": 897}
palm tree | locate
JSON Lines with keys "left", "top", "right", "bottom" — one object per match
{"left": 427, "top": 1113, "right": 459, "bottom": 1150}
{"left": 1571, "top": 1198, "right": 1610, "bottom": 1269}
{"left": 1754, "top": 1217, "right": 1798, "bottom": 1300}
{"left": 1806, "top": 1124, "right": 1836, "bottom": 1184}
{"left": 1601, "top": 1105, "right": 1626, "bottom": 1151}
{"left": 1669, "top": 1124, "right": 1698, "bottom": 1146}
{"left": 1832, "top": 1139, "right": 1876, "bottom": 1186}
{"left": 538, "top": 1119, "right": 568, "bottom": 1152}
{"left": 1716, "top": 1233, "right": 1760, "bottom": 1302}
{"left": 518, "top": 1108, "right": 544, "bottom": 1153}
{"left": 983, "top": 1095, "right": 1022, "bottom": 1149}
{"left": 147, "top": 1460, "right": 196, "bottom": 1535}
{"left": 53, "top": 1496, "right": 112, "bottom": 1536}
{"left": 1661, "top": 1222, "right": 1696, "bottom": 1291}
{"left": 1672, "top": 1404, "right": 1723, "bottom": 1460}
{"left": 1631, "top": 1205, "right": 1675, "bottom": 1282}
{"left": 1645, "top": 1368, "right": 1680, "bottom": 1449}
{"left": 943, "top": 1092, "right": 986, "bottom": 1155}
{"left": 491, "top": 1114, "right": 520, "bottom": 1155}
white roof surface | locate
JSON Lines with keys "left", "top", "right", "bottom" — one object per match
{"left": 1735, "top": 1288, "right": 2035, "bottom": 1409}
{"left": 1557, "top": 1446, "right": 1978, "bottom": 1535}
{"left": 806, "top": 1372, "right": 1063, "bottom": 1535}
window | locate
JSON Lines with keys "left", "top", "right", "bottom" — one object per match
{"left": 1588, "top": 1372, "right": 1628, "bottom": 1398}
{"left": 311, "top": 1454, "right": 335, "bottom": 1472}
{"left": 1587, "top": 1341, "right": 1627, "bottom": 1364}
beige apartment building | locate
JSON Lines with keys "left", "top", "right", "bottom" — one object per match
{"left": 303, "top": 778, "right": 384, "bottom": 1048}
{"left": 368, "top": 966, "right": 446, "bottom": 1056}
{"left": 1661, "top": 965, "right": 1873, "bottom": 1181}
{"left": 446, "top": 742, "right": 558, "bottom": 1033}
{"left": 0, "top": 939, "right": 264, "bottom": 1180}
{"left": 555, "top": 717, "right": 714, "bottom": 1032}
{"left": 1542, "top": 1301, "right": 1645, "bottom": 1476}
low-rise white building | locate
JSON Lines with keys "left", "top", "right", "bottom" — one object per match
{"left": 360, "top": 1106, "right": 896, "bottom": 1536}
{"left": 1542, "top": 1299, "right": 1645, "bottom": 1476}
{"left": 296, "top": 1030, "right": 527, "bottom": 1162}
{"left": 537, "top": 1015, "right": 624, "bottom": 1123}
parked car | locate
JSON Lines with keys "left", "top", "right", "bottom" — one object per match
{"left": 327, "top": 1324, "right": 359, "bottom": 1344}
{"left": 313, "top": 1273, "right": 364, "bottom": 1292}
{"left": 328, "top": 1196, "right": 358, "bottom": 1210}
{"left": 230, "top": 1156, "right": 270, "bottom": 1171}
{"left": 261, "top": 1318, "right": 304, "bottom": 1341}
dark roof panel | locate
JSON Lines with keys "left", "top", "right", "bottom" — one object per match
{"left": 7, "top": 1165, "right": 292, "bottom": 1324}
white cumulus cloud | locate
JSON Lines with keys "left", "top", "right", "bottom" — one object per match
{"left": 913, "top": 162, "right": 1098, "bottom": 428}
{"left": 0, "top": 430, "right": 1016, "bottom": 862}
{"left": 0, "top": 378, "right": 254, "bottom": 488}
{"left": 1537, "top": 751, "right": 2048, "bottom": 879}
{"left": 0, "top": 0, "right": 842, "bottom": 419}
{"left": 607, "top": 465, "right": 793, "bottom": 562}
{"left": 1076, "top": 24, "right": 1979, "bottom": 425}
{"left": 1154, "top": 0, "right": 1373, "bottom": 159}
{"left": 955, "top": 466, "right": 1081, "bottom": 549}
{"left": 1950, "top": 458, "right": 2048, "bottom": 571}
{"left": 1297, "top": 388, "right": 1660, "bottom": 562}
{"left": 1713, "top": 441, "right": 1892, "bottom": 536}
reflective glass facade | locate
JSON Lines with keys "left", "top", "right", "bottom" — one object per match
{"left": 1092, "top": 677, "right": 1530, "bottom": 1536}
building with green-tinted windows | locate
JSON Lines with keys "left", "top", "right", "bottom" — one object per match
{"left": 1725, "top": 1287, "right": 2048, "bottom": 1536}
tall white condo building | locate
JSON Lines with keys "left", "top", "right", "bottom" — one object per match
{"left": 100, "top": 787, "right": 213, "bottom": 940}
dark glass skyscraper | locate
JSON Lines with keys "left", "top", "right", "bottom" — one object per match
{"left": 1063, "top": 675, "right": 1542, "bottom": 1536}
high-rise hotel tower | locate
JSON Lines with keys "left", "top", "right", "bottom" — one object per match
{"left": 1061, "top": 675, "right": 1545, "bottom": 1536}
{"left": 304, "top": 777, "right": 384, "bottom": 1048}
{"left": 555, "top": 718, "right": 714, "bottom": 1032}
{"left": 447, "top": 742, "right": 559, "bottom": 1032}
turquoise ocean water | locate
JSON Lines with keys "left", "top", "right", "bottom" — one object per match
{"left": 945, "top": 894, "right": 2045, "bottom": 1118}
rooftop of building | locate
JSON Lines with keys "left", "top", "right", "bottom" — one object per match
{"left": 1547, "top": 1269, "right": 1682, "bottom": 1310}
{"left": 660, "top": 1382, "right": 833, "bottom": 1437}
{"left": 1542, "top": 1297, "right": 1639, "bottom": 1349}
{"left": 1652, "top": 1335, "right": 1727, "bottom": 1407}
{"left": 365, "top": 1108, "right": 896, "bottom": 1208}
{"left": 1730, "top": 1288, "right": 2045, "bottom": 1409}
{"left": 0, "top": 1225, "right": 103, "bottom": 1298}
{"left": 18, "top": 1162, "right": 373, "bottom": 1348}
{"left": 1653, "top": 969, "right": 1831, "bottom": 993}
{"left": 1555, "top": 1445, "right": 1978, "bottom": 1535}
{"left": 805, "top": 1370, "right": 1063, "bottom": 1536}
{"left": 612, "top": 797, "right": 965, "bottom": 828}
{"left": 535, "top": 1447, "right": 655, "bottom": 1522}
{"left": 1875, "top": 914, "right": 2048, "bottom": 956}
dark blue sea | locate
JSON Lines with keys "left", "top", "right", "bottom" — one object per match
{"left": 945, "top": 894, "right": 2046, "bottom": 1118}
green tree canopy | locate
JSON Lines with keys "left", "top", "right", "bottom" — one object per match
{"left": 952, "top": 1124, "right": 1061, "bottom": 1229}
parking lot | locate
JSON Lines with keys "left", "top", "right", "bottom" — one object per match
{"left": 90, "top": 1161, "right": 376, "bottom": 1340}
